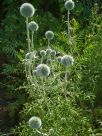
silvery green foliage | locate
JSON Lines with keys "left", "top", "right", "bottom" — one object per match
{"left": 51, "top": 50, "right": 56, "bottom": 56}
{"left": 28, "top": 116, "right": 42, "bottom": 129}
{"left": 28, "top": 21, "right": 39, "bottom": 32}
{"left": 20, "top": 3, "right": 35, "bottom": 17}
{"left": 61, "top": 55, "right": 74, "bottom": 67}
{"left": 46, "top": 49, "right": 52, "bottom": 55}
{"left": 40, "top": 50, "right": 46, "bottom": 57}
{"left": 36, "top": 64, "right": 50, "bottom": 77}
{"left": 64, "top": 0, "right": 74, "bottom": 10}
{"left": 57, "top": 56, "right": 62, "bottom": 63}
{"left": 45, "top": 31, "right": 54, "bottom": 40}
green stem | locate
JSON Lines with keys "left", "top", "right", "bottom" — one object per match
{"left": 48, "top": 39, "right": 50, "bottom": 48}
{"left": 31, "top": 31, "right": 34, "bottom": 51}
{"left": 67, "top": 10, "right": 70, "bottom": 36}
{"left": 26, "top": 17, "right": 31, "bottom": 52}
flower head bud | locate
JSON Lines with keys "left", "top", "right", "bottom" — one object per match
{"left": 64, "top": 0, "right": 75, "bottom": 10}
{"left": 28, "top": 116, "right": 42, "bottom": 129}
{"left": 61, "top": 55, "right": 74, "bottom": 67}
{"left": 46, "top": 49, "right": 52, "bottom": 55}
{"left": 28, "top": 21, "right": 39, "bottom": 32}
{"left": 36, "top": 64, "right": 50, "bottom": 77}
{"left": 51, "top": 50, "right": 56, "bottom": 56}
{"left": 57, "top": 56, "right": 62, "bottom": 63}
{"left": 45, "top": 31, "right": 54, "bottom": 40}
{"left": 20, "top": 3, "right": 35, "bottom": 17}
{"left": 40, "top": 50, "right": 46, "bottom": 57}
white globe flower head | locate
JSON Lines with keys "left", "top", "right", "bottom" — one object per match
{"left": 61, "top": 55, "right": 74, "bottom": 67}
{"left": 36, "top": 64, "right": 50, "bottom": 77}
{"left": 40, "top": 50, "right": 46, "bottom": 57}
{"left": 46, "top": 49, "right": 52, "bottom": 55}
{"left": 64, "top": 0, "right": 75, "bottom": 10}
{"left": 20, "top": 3, "right": 35, "bottom": 17}
{"left": 28, "top": 21, "right": 39, "bottom": 32}
{"left": 45, "top": 31, "right": 54, "bottom": 40}
{"left": 28, "top": 116, "right": 42, "bottom": 129}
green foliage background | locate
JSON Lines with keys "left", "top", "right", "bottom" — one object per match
{"left": 0, "top": 0, "right": 102, "bottom": 135}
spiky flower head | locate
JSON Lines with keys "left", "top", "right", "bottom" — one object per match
{"left": 57, "top": 56, "right": 62, "bottom": 63}
{"left": 64, "top": 0, "right": 75, "bottom": 10}
{"left": 36, "top": 64, "right": 50, "bottom": 77}
{"left": 45, "top": 31, "right": 54, "bottom": 40}
{"left": 40, "top": 50, "right": 46, "bottom": 57}
{"left": 61, "top": 55, "right": 74, "bottom": 67}
{"left": 28, "top": 116, "right": 42, "bottom": 129}
{"left": 46, "top": 49, "right": 52, "bottom": 55}
{"left": 51, "top": 50, "right": 56, "bottom": 56}
{"left": 20, "top": 3, "right": 35, "bottom": 17}
{"left": 28, "top": 21, "right": 39, "bottom": 32}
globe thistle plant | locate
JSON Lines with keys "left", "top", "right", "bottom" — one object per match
{"left": 28, "top": 21, "right": 39, "bottom": 32}
{"left": 40, "top": 50, "right": 46, "bottom": 57}
{"left": 45, "top": 31, "right": 54, "bottom": 48}
{"left": 61, "top": 55, "right": 74, "bottom": 67}
{"left": 45, "top": 31, "right": 54, "bottom": 40}
{"left": 36, "top": 64, "right": 50, "bottom": 77}
{"left": 20, "top": 3, "right": 35, "bottom": 18}
{"left": 64, "top": 0, "right": 75, "bottom": 37}
{"left": 64, "top": 0, "right": 74, "bottom": 11}
{"left": 57, "top": 56, "right": 62, "bottom": 63}
{"left": 46, "top": 48, "right": 52, "bottom": 55}
{"left": 28, "top": 116, "right": 42, "bottom": 129}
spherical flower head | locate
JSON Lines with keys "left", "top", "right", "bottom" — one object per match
{"left": 61, "top": 55, "right": 74, "bottom": 67}
{"left": 64, "top": 0, "right": 75, "bottom": 10}
{"left": 40, "top": 50, "right": 46, "bottom": 57}
{"left": 45, "top": 31, "right": 54, "bottom": 40}
{"left": 49, "top": 128, "right": 54, "bottom": 135}
{"left": 20, "top": 3, "right": 35, "bottom": 17}
{"left": 46, "top": 49, "right": 52, "bottom": 55}
{"left": 51, "top": 50, "right": 56, "bottom": 56}
{"left": 28, "top": 116, "right": 42, "bottom": 129}
{"left": 28, "top": 21, "right": 39, "bottom": 32}
{"left": 36, "top": 64, "right": 50, "bottom": 77}
{"left": 57, "top": 56, "right": 62, "bottom": 63}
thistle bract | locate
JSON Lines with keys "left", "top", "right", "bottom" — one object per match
{"left": 40, "top": 50, "right": 46, "bottom": 57}
{"left": 36, "top": 64, "right": 50, "bottom": 77}
{"left": 20, "top": 3, "right": 35, "bottom": 17}
{"left": 28, "top": 116, "right": 42, "bottom": 129}
{"left": 64, "top": 0, "right": 74, "bottom": 10}
{"left": 28, "top": 21, "right": 39, "bottom": 32}
{"left": 61, "top": 55, "right": 74, "bottom": 67}
{"left": 45, "top": 31, "right": 54, "bottom": 40}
